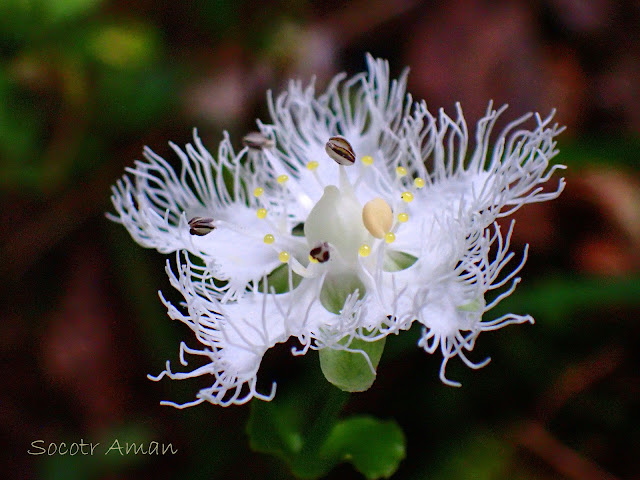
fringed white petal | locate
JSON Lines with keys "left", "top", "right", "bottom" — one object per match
{"left": 257, "top": 54, "right": 412, "bottom": 218}
{"left": 109, "top": 131, "right": 290, "bottom": 297}
{"left": 413, "top": 221, "right": 533, "bottom": 386}
{"left": 404, "top": 101, "right": 566, "bottom": 226}
{"left": 148, "top": 254, "right": 288, "bottom": 407}
{"left": 151, "top": 252, "right": 389, "bottom": 407}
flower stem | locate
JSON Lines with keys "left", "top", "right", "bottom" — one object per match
{"left": 299, "top": 385, "right": 349, "bottom": 456}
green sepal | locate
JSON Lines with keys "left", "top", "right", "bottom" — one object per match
{"left": 319, "top": 273, "right": 365, "bottom": 314}
{"left": 319, "top": 336, "right": 386, "bottom": 392}
{"left": 258, "top": 263, "right": 302, "bottom": 294}
{"left": 383, "top": 250, "right": 417, "bottom": 272}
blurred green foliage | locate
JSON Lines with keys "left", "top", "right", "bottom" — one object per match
{"left": 0, "top": 0, "right": 103, "bottom": 45}
{"left": 0, "top": 0, "right": 177, "bottom": 191}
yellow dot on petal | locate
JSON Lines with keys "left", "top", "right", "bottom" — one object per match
{"left": 361, "top": 155, "right": 374, "bottom": 166}
{"left": 308, "top": 254, "right": 318, "bottom": 264}
{"left": 279, "top": 251, "right": 290, "bottom": 263}
{"left": 385, "top": 232, "right": 396, "bottom": 244}
{"left": 277, "top": 174, "right": 289, "bottom": 184}
{"left": 307, "top": 161, "right": 319, "bottom": 170}
{"left": 414, "top": 177, "right": 425, "bottom": 188}
{"left": 358, "top": 244, "right": 371, "bottom": 257}
{"left": 257, "top": 208, "right": 267, "bottom": 219}
{"left": 401, "top": 191, "right": 414, "bottom": 203}
{"left": 396, "top": 166, "right": 407, "bottom": 177}
{"left": 263, "top": 234, "right": 275, "bottom": 244}
{"left": 397, "top": 212, "right": 409, "bottom": 223}
{"left": 253, "top": 187, "right": 264, "bottom": 197}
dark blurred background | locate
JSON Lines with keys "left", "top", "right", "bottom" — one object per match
{"left": 1, "top": 1, "right": 639, "bottom": 479}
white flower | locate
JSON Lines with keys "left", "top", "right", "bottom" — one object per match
{"left": 109, "top": 55, "right": 565, "bottom": 407}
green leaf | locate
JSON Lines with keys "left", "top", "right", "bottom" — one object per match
{"left": 248, "top": 382, "right": 349, "bottom": 478}
{"left": 319, "top": 336, "right": 386, "bottom": 392}
{"left": 248, "top": 383, "right": 406, "bottom": 479}
{"left": 319, "top": 416, "right": 406, "bottom": 479}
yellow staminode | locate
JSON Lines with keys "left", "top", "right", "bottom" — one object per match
{"left": 279, "top": 251, "right": 290, "bottom": 263}
{"left": 396, "top": 166, "right": 407, "bottom": 177}
{"left": 401, "top": 191, "right": 414, "bottom": 203}
{"left": 277, "top": 174, "right": 289, "bottom": 184}
{"left": 358, "top": 244, "right": 371, "bottom": 257}
{"left": 385, "top": 232, "right": 396, "bottom": 244}
{"left": 253, "top": 187, "right": 264, "bottom": 197}
{"left": 397, "top": 212, "right": 409, "bottom": 223}
{"left": 361, "top": 155, "right": 374, "bottom": 166}
{"left": 263, "top": 234, "right": 275, "bottom": 244}
{"left": 308, "top": 255, "right": 318, "bottom": 264}
{"left": 257, "top": 208, "right": 267, "bottom": 219}
{"left": 307, "top": 161, "right": 319, "bottom": 170}
{"left": 414, "top": 177, "right": 425, "bottom": 188}
{"left": 362, "top": 197, "right": 393, "bottom": 239}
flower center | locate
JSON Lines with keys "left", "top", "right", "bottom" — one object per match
{"left": 304, "top": 185, "right": 368, "bottom": 266}
{"left": 303, "top": 137, "right": 396, "bottom": 268}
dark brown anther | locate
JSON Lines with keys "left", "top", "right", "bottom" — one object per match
{"left": 242, "top": 132, "right": 274, "bottom": 150}
{"left": 309, "top": 242, "right": 330, "bottom": 263}
{"left": 188, "top": 217, "right": 215, "bottom": 236}
{"left": 325, "top": 137, "right": 356, "bottom": 165}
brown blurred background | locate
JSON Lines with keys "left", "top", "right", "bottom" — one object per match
{"left": 1, "top": 1, "right": 639, "bottom": 479}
